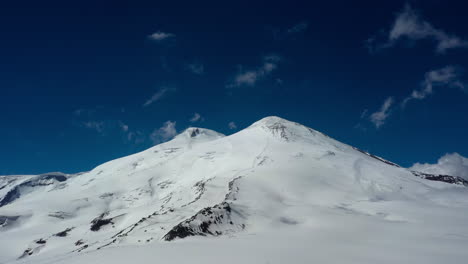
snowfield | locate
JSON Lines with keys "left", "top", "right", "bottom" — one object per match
{"left": 1, "top": 116, "right": 468, "bottom": 264}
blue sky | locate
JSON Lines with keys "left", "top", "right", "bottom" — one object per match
{"left": 1, "top": 0, "right": 468, "bottom": 175}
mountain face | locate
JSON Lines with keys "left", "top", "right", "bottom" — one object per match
{"left": 1, "top": 116, "right": 468, "bottom": 264}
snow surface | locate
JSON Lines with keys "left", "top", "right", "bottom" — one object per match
{"left": 1, "top": 116, "right": 468, "bottom": 263}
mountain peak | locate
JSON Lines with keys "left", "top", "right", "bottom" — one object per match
{"left": 251, "top": 116, "right": 295, "bottom": 126}
{"left": 175, "top": 127, "right": 225, "bottom": 141}
{"left": 248, "top": 116, "right": 320, "bottom": 142}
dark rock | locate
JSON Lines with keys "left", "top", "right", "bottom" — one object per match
{"left": 90, "top": 213, "right": 113, "bottom": 231}
{"left": 35, "top": 238, "right": 46, "bottom": 244}
{"left": 163, "top": 202, "right": 242, "bottom": 241}
{"left": 19, "top": 248, "right": 33, "bottom": 259}
{"left": 190, "top": 128, "right": 200, "bottom": 138}
{"left": 353, "top": 147, "right": 401, "bottom": 168}
{"left": 54, "top": 227, "right": 73, "bottom": 237}
{"left": 0, "top": 215, "right": 20, "bottom": 227}
{"left": 411, "top": 171, "right": 468, "bottom": 186}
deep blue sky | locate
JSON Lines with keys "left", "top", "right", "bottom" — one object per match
{"left": 1, "top": 0, "right": 467, "bottom": 175}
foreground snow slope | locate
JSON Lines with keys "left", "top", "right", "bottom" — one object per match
{"left": 1, "top": 116, "right": 468, "bottom": 264}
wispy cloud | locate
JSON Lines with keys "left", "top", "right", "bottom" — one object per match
{"left": 73, "top": 108, "right": 98, "bottom": 117}
{"left": 368, "top": 4, "right": 468, "bottom": 54}
{"left": 287, "top": 21, "right": 309, "bottom": 34}
{"left": 150, "top": 121, "right": 177, "bottom": 144}
{"left": 82, "top": 121, "right": 105, "bottom": 134}
{"left": 189, "top": 113, "right": 203, "bottom": 123}
{"left": 272, "top": 21, "right": 309, "bottom": 40}
{"left": 118, "top": 121, "right": 129, "bottom": 132}
{"left": 187, "top": 63, "right": 204, "bottom": 75}
{"left": 73, "top": 109, "right": 145, "bottom": 144}
{"left": 126, "top": 130, "right": 146, "bottom": 144}
{"left": 227, "top": 55, "right": 281, "bottom": 88}
{"left": 369, "top": 97, "right": 394, "bottom": 128}
{"left": 143, "top": 87, "right": 174, "bottom": 107}
{"left": 403, "top": 66, "right": 465, "bottom": 106}
{"left": 148, "top": 31, "right": 175, "bottom": 42}
{"left": 117, "top": 121, "right": 146, "bottom": 144}
{"left": 363, "top": 66, "right": 466, "bottom": 129}
{"left": 228, "top": 121, "right": 237, "bottom": 130}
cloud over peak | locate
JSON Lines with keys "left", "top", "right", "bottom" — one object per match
{"left": 150, "top": 121, "right": 177, "bottom": 144}
{"left": 410, "top": 153, "right": 468, "bottom": 180}
{"left": 189, "top": 113, "right": 203, "bottom": 123}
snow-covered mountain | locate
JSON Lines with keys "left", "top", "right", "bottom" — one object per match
{"left": 1, "top": 116, "right": 468, "bottom": 264}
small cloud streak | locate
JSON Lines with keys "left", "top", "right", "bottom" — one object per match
{"left": 190, "top": 113, "right": 203, "bottom": 123}
{"left": 228, "top": 55, "right": 281, "bottom": 88}
{"left": 287, "top": 21, "right": 308, "bottom": 34}
{"left": 228, "top": 121, "right": 237, "bottom": 130}
{"left": 150, "top": 121, "right": 177, "bottom": 144}
{"left": 369, "top": 97, "right": 394, "bottom": 128}
{"left": 368, "top": 4, "right": 468, "bottom": 53}
{"left": 187, "top": 63, "right": 204, "bottom": 75}
{"left": 148, "top": 31, "right": 175, "bottom": 42}
{"left": 82, "top": 121, "right": 105, "bottom": 134}
{"left": 143, "top": 87, "right": 174, "bottom": 107}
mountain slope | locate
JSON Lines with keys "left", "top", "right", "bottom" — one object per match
{"left": 1, "top": 116, "right": 468, "bottom": 264}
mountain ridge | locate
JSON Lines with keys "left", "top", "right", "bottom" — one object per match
{"left": 1, "top": 116, "right": 468, "bottom": 264}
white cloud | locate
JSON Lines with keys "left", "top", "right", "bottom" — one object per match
{"left": 228, "top": 55, "right": 281, "bottom": 88}
{"left": 410, "top": 153, "right": 468, "bottom": 180}
{"left": 118, "top": 121, "right": 129, "bottom": 132}
{"left": 73, "top": 108, "right": 96, "bottom": 117}
{"left": 369, "top": 97, "right": 394, "bottom": 128}
{"left": 148, "top": 31, "right": 175, "bottom": 42}
{"left": 287, "top": 21, "right": 308, "bottom": 34}
{"left": 228, "top": 121, "right": 237, "bottom": 130}
{"left": 126, "top": 130, "right": 145, "bottom": 144}
{"left": 234, "top": 71, "right": 258, "bottom": 86}
{"left": 403, "top": 66, "right": 465, "bottom": 106}
{"left": 82, "top": 121, "right": 105, "bottom": 134}
{"left": 369, "top": 4, "right": 468, "bottom": 53}
{"left": 189, "top": 113, "right": 203, "bottom": 123}
{"left": 143, "top": 87, "right": 174, "bottom": 107}
{"left": 187, "top": 63, "right": 204, "bottom": 75}
{"left": 364, "top": 66, "right": 465, "bottom": 128}
{"left": 76, "top": 117, "right": 145, "bottom": 144}
{"left": 150, "top": 121, "right": 177, "bottom": 144}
